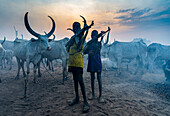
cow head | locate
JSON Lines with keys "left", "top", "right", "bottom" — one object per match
{"left": 46, "top": 34, "right": 55, "bottom": 42}
{"left": 147, "top": 43, "right": 160, "bottom": 61}
{"left": 62, "top": 37, "right": 69, "bottom": 44}
{"left": 24, "top": 12, "right": 55, "bottom": 51}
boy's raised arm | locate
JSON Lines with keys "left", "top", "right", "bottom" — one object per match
{"left": 97, "top": 26, "right": 111, "bottom": 38}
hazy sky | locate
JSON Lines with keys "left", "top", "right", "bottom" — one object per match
{"left": 0, "top": 0, "right": 170, "bottom": 45}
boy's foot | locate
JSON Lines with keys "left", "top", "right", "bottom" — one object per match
{"left": 68, "top": 98, "right": 79, "bottom": 106}
{"left": 83, "top": 102, "right": 90, "bottom": 113}
{"left": 88, "top": 95, "right": 95, "bottom": 100}
{"left": 98, "top": 97, "right": 104, "bottom": 103}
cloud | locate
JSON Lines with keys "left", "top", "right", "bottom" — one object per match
{"left": 117, "top": 8, "right": 136, "bottom": 13}
{"left": 114, "top": 8, "right": 152, "bottom": 20}
{"left": 114, "top": 15, "right": 129, "bottom": 19}
{"left": 113, "top": 7, "right": 170, "bottom": 27}
{"left": 130, "top": 8, "right": 152, "bottom": 17}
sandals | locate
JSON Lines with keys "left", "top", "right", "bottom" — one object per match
{"left": 83, "top": 102, "right": 90, "bottom": 113}
{"left": 68, "top": 98, "right": 79, "bottom": 106}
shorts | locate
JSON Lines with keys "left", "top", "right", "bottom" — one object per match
{"left": 68, "top": 66, "right": 83, "bottom": 74}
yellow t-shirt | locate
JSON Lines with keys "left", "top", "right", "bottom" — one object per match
{"left": 68, "top": 42, "right": 84, "bottom": 68}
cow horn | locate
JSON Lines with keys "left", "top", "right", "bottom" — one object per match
{"left": 44, "top": 31, "right": 47, "bottom": 35}
{"left": 1, "top": 36, "right": 6, "bottom": 45}
{"left": 24, "top": 12, "right": 40, "bottom": 38}
{"left": 52, "top": 34, "right": 55, "bottom": 40}
{"left": 14, "top": 26, "right": 18, "bottom": 38}
{"left": 80, "top": 15, "right": 87, "bottom": 27}
{"left": 21, "top": 34, "right": 23, "bottom": 39}
{"left": 46, "top": 16, "right": 55, "bottom": 38}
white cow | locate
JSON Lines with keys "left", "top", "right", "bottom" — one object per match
{"left": 0, "top": 41, "right": 5, "bottom": 82}
{"left": 101, "top": 58, "right": 117, "bottom": 70}
{"left": 4, "top": 50, "right": 13, "bottom": 70}
{"left": 1, "top": 37, "right": 14, "bottom": 70}
{"left": 43, "top": 37, "right": 69, "bottom": 83}
{"left": 0, "top": 39, "right": 6, "bottom": 69}
{"left": 14, "top": 12, "right": 55, "bottom": 83}
{"left": 107, "top": 40, "right": 147, "bottom": 76}
{"left": 147, "top": 43, "right": 170, "bottom": 73}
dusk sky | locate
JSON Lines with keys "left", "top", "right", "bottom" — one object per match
{"left": 0, "top": 0, "right": 169, "bottom": 45}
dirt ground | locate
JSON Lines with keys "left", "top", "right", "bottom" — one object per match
{"left": 0, "top": 59, "right": 170, "bottom": 116}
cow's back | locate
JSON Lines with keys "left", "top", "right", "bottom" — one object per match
{"left": 147, "top": 43, "right": 170, "bottom": 60}
{"left": 43, "top": 41, "right": 68, "bottom": 61}
{"left": 3, "top": 41, "right": 14, "bottom": 50}
{"left": 109, "top": 42, "right": 139, "bottom": 60}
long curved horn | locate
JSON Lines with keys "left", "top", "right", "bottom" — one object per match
{"left": 24, "top": 12, "right": 40, "bottom": 38}
{"left": 1, "top": 36, "right": 6, "bottom": 45}
{"left": 14, "top": 26, "right": 18, "bottom": 38}
{"left": 21, "top": 34, "right": 23, "bottom": 39}
{"left": 46, "top": 16, "right": 55, "bottom": 38}
{"left": 80, "top": 15, "right": 86, "bottom": 27}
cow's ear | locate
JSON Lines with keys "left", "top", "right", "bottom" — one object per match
{"left": 31, "top": 38, "right": 38, "bottom": 42}
{"left": 48, "top": 39, "right": 53, "bottom": 42}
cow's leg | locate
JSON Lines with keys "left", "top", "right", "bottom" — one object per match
{"left": 3, "top": 59, "right": 6, "bottom": 68}
{"left": 48, "top": 60, "right": 51, "bottom": 70}
{"left": 62, "top": 58, "right": 68, "bottom": 84}
{"left": 9, "top": 58, "right": 12, "bottom": 70}
{"left": 38, "top": 61, "right": 41, "bottom": 77}
{"left": 134, "top": 56, "right": 140, "bottom": 75}
{"left": 26, "top": 58, "right": 30, "bottom": 82}
{"left": 6, "top": 59, "right": 9, "bottom": 64}
{"left": 15, "top": 57, "right": 21, "bottom": 80}
{"left": 51, "top": 61, "right": 54, "bottom": 72}
{"left": 33, "top": 64, "right": 37, "bottom": 83}
{"left": 0, "top": 59, "right": 2, "bottom": 69}
{"left": 116, "top": 58, "right": 121, "bottom": 76}
{"left": 24, "top": 59, "right": 29, "bottom": 98}
{"left": 147, "top": 57, "right": 154, "bottom": 73}
{"left": 41, "top": 58, "right": 44, "bottom": 64}
{"left": 1, "top": 58, "right": 4, "bottom": 69}
{"left": 150, "top": 61, "right": 155, "bottom": 73}
{"left": 0, "top": 59, "right": 3, "bottom": 69}
{"left": 126, "top": 64, "right": 129, "bottom": 71}
{"left": 20, "top": 60, "right": 26, "bottom": 77}
{"left": 140, "top": 57, "right": 145, "bottom": 75}
{"left": 44, "top": 58, "right": 48, "bottom": 66}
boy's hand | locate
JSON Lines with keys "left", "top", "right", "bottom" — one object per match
{"left": 108, "top": 26, "right": 111, "bottom": 31}
{"left": 90, "top": 21, "right": 94, "bottom": 27}
{"left": 101, "top": 31, "right": 105, "bottom": 34}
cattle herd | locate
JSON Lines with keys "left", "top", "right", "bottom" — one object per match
{"left": 0, "top": 12, "right": 170, "bottom": 85}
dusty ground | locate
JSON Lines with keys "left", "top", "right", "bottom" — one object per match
{"left": 0, "top": 60, "right": 170, "bottom": 116}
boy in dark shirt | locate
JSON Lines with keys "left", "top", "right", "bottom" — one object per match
{"left": 83, "top": 27, "right": 111, "bottom": 103}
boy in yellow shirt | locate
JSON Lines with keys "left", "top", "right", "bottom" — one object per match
{"left": 66, "top": 16, "right": 94, "bottom": 113}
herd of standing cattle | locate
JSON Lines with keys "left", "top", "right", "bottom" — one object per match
{"left": 0, "top": 12, "right": 170, "bottom": 84}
